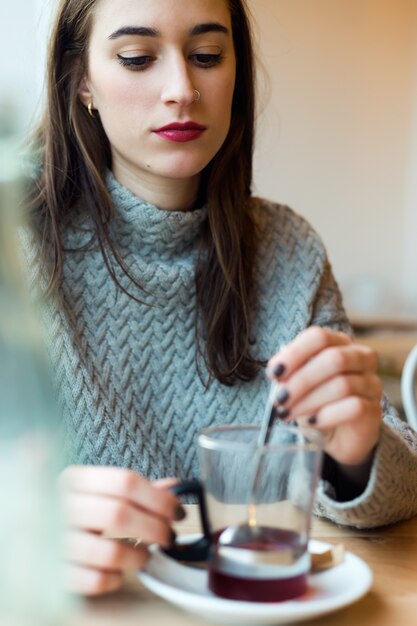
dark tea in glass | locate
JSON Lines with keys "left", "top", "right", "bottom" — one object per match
{"left": 208, "top": 524, "right": 309, "bottom": 602}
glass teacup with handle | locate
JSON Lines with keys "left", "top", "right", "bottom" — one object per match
{"left": 166, "top": 424, "right": 323, "bottom": 602}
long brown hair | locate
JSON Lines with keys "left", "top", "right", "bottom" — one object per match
{"left": 30, "top": 0, "right": 262, "bottom": 385}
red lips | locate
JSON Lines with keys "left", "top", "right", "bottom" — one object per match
{"left": 153, "top": 121, "right": 206, "bottom": 142}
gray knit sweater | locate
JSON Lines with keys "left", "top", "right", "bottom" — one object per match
{"left": 24, "top": 173, "right": 417, "bottom": 528}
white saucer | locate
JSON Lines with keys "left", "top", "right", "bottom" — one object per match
{"left": 138, "top": 536, "right": 373, "bottom": 625}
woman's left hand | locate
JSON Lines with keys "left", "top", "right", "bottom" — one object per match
{"left": 267, "top": 326, "right": 383, "bottom": 466}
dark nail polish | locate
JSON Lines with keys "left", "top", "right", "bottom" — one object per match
{"left": 276, "top": 407, "right": 290, "bottom": 420}
{"left": 168, "top": 529, "right": 177, "bottom": 547}
{"left": 273, "top": 363, "right": 285, "bottom": 378}
{"left": 174, "top": 504, "right": 187, "bottom": 522}
{"left": 276, "top": 387, "right": 289, "bottom": 405}
{"left": 307, "top": 415, "right": 317, "bottom": 425}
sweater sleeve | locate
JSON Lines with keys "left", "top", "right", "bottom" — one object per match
{"left": 310, "top": 258, "right": 417, "bottom": 528}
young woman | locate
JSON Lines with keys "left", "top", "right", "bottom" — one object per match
{"left": 26, "top": 0, "right": 417, "bottom": 596}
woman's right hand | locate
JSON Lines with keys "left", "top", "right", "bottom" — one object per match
{"left": 59, "top": 465, "right": 183, "bottom": 596}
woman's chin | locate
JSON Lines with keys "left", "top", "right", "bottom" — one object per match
{"left": 156, "top": 165, "right": 208, "bottom": 182}
{"left": 148, "top": 152, "right": 215, "bottom": 181}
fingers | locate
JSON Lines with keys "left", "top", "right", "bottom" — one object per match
{"left": 152, "top": 477, "right": 179, "bottom": 490}
{"left": 268, "top": 327, "right": 353, "bottom": 380}
{"left": 266, "top": 326, "right": 383, "bottom": 466}
{"left": 60, "top": 466, "right": 179, "bottom": 523}
{"left": 62, "top": 562, "right": 123, "bottom": 596}
{"left": 292, "top": 342, "right": 378, "bottom": 388}
{"left": 297, "top": 396, "right": 382, "bottom": 465}
{"left": 266, "top": 327, "right": 380, "bottom": 419}
{"left": 64, "top": 492, "right": 174, "bottom": 546}
{"left": 287, "top": 373, "right": 383, "bottom": 420}
{"left": 295, "top": 395, "right": 381, "bottom": 433}
{"left": 303, "top": 396, "right": 382, "bottom": 431}
{"left": 63, "top": 529, "right": 149, "bottom": 571}
{"left": 59, "top": 466, "right": 181, "bottom": 596}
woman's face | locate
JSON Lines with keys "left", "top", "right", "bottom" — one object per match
{"left": 79, "top": 0, "right": 236, "bottom": 201}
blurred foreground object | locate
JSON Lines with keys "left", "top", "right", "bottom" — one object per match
{"left": 0, "top": 113, "right": 71, "bottom": 624}
{"left": 401, "top": 344, "right": 417, "bottom": 429}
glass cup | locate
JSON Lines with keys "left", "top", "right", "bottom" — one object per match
{"left": 165, "top": 424, "right": 323, "bottom": 602}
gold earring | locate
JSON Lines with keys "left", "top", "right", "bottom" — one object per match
{"left": 87, "top": 101, "right": 96, "bottom": 118}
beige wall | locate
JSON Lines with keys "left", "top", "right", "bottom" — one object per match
{"left": 402, "top": 11, "right": 417, "bottom": 309}
{"left": 250, "top": 0, "right": 417, "bottom": 319}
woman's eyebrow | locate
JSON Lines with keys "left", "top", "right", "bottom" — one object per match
{"left": 189, "top": 22, "right": 229, "bottom": 36}
{"left": 108, "top": 26, "right": 159, "bottom": 40}
{"left": 108, "top": 22, "right": 229, "bottom": 41}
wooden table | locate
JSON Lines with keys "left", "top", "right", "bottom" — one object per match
{"left": 70, "top": 506, "right": 417, "bottom": 626}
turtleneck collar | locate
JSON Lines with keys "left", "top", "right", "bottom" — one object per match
{"left": 106, "top": 171, "right": 208, "bottom": 258}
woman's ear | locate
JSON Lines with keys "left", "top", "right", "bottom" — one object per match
{"left": 78, "top": 75, "right": 93, "bottom": 108}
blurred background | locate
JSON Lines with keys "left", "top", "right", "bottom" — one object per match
{"left": 0, "top": 0, "right": 51, "bottom": 136}
{"left": 0, "top": 1, "right": 68, "bottom": 623}
{"left": 252, "top": 0, "right": 417, "bottom": 324}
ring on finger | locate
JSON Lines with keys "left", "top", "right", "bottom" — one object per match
{"left": 120, "top": 537, "right": 145, "bottom": 548}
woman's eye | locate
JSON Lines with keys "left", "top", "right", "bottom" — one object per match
{"left": 191, "top": 53, "right": 223, "bottom": 68}
{"left": 117, "top": 54, "right": 154, "bottom": 70}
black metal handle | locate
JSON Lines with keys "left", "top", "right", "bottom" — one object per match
{"left": 163, "top": 479, "right": 211, "bottom": 562}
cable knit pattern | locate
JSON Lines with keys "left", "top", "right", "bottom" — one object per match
{"left": 22, "top": 173, "right": 417, "bottom": 528}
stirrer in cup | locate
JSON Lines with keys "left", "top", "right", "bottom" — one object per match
{"left": 219, "top": 380, "right": 282, "bottom": 546}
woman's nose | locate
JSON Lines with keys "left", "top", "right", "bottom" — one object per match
{"left": 161, "top": 56, "right": 197, "bottom": 107}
